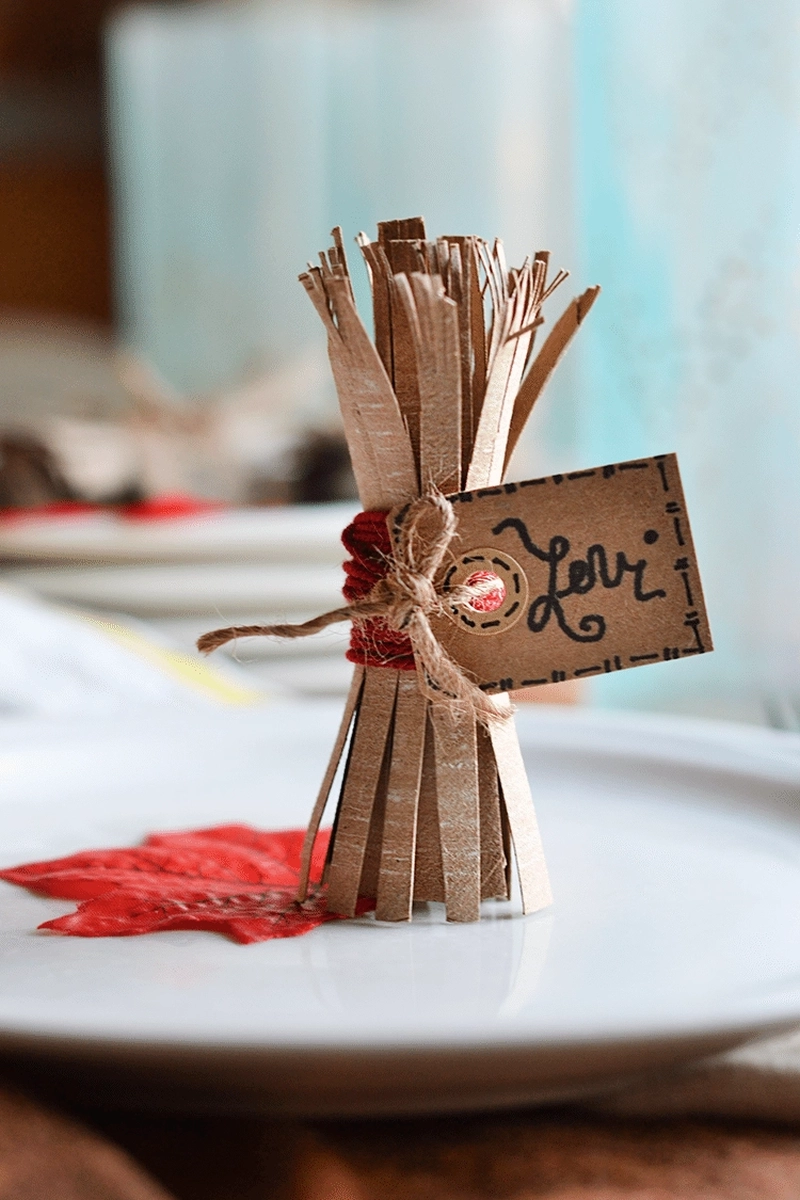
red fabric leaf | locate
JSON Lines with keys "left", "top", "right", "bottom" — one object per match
{"left": 0, "top": 842, "right": 300, "bottom": 899}
{"left": 39, "top": 887, "right": 333, "bottom": 944}
{"left": 143, "top": 823, "right": 328, "bottom": 876}
{"left": 0, "top": 827, "right": 352, "bottom": 945}
{"left": 120, "top": 493, "right": 225, "bottom": 521}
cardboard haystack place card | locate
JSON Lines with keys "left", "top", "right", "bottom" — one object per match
{"left": 199, "top": 216, "right": 714, "bottom": 929}
{"left": 425, "top": 452, "right": 711, "bottom": 693}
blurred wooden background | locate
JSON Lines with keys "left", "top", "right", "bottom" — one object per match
{"left": 0, "top": 1, "right": 117, "bottom": 323}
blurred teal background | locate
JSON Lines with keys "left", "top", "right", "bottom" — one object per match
{"left": 103, "top": 0, "right": 800, "bottom": 722}
{"left": 576, "top": 0, "right": 800, "bottom": 721}
{"left": 107, "top": 0, "right": 573, "bottom": 395}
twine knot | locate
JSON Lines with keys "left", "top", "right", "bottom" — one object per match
{"left": 371, "top": 488, "right": 457, "bottom": 628}
{"left": 197, "top": 489, "right": 506, "bottom": 724}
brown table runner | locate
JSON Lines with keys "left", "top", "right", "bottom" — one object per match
{"left": 0, "top": 1086, "right": 171, "bottom": 1200}
{"left": 6, "top": 1086, "right": 800, "bottom": 1200}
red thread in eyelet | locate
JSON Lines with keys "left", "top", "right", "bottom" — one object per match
{"left": 464, "top": 570, "right": 506, "bottom": 613}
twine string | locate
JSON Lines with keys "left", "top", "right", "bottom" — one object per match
{"left": 197, "top": 489, "right": 506, "bottom": 724}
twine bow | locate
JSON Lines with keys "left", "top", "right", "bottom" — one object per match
{"left": 197, "top": 489, "right": 507, "bottom": 725}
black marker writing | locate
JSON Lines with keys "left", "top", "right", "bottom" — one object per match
{"left": 492, "top": 518, "right": 666, "bottom": 644}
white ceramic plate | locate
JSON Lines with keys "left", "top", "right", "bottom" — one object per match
{"left": 2, "top": 562, "right": 344, "bottom": 618}
{"left": 0, "top": 503, "right": 357, "bottom": 566}
{"left": 0, "top": 703, "right": 799, "bottom": 1116}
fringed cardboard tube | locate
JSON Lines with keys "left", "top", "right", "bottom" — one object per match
{"left": 200, "top": 218, "right": 598, "bottom": 924}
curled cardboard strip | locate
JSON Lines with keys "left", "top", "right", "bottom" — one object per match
{"left": 298, "top": 218, "right": 596, "bottom": 922}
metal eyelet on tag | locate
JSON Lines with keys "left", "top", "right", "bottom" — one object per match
{"left": 441, "top": 547, "right": 529, "bottom": 636}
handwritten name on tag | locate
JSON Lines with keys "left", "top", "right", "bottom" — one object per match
{"left": 420, "top": 453, "right": 711, "bottom": 694}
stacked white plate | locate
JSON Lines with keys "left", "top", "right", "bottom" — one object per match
{"left": 0, "top": 504, "right": 358, "bottom": 696}
{"left": 0, "top": 503, "right": 357, "bottom": 566}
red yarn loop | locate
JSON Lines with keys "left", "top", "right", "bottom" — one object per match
{"left": 342, "top": 511, "right": 416, "bottom": 670}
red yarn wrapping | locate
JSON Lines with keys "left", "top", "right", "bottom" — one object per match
{"left": 342, "top": 510, "right": 416, "bottom": 671}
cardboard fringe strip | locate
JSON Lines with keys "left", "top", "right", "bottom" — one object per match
{"left": 293, "top": 219, "right": 597, "bottom": 922}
